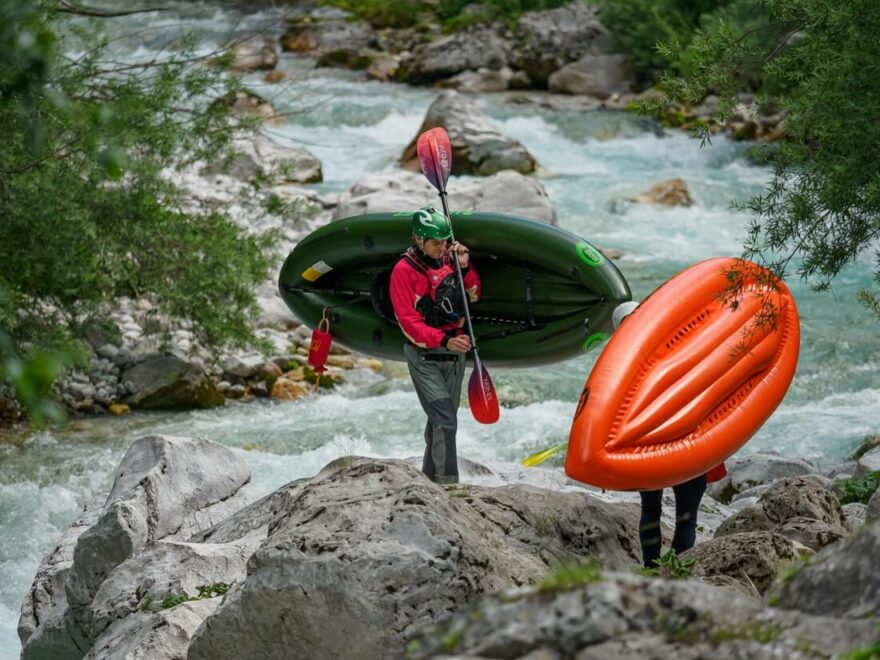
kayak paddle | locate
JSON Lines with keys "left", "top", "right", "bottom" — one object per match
{"left": 416, "top": 127, "right": 500, "bottom": 425}
{"left": 521, "top": 441, "right": 569, "bottom": 467}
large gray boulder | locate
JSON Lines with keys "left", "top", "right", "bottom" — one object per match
{"left": 281, "top": 17, "right": 375, "bottom": 56}
{"left": 187, "top": 457, "right": 642, "bottom": 659}
{"left": 512, "top": 2, "right": 614, "bottom": 86}
{"left": 332, "top": 170, "right": 557, "bottom": 225}
{"left": 715, "top": 477, "right": 848, "bottom": 551}
{"left": 400, "top": 91, "right": 538, "bottom": 176}
{"left": 202, "top": 135, "right": 323, "bottom": 185}
{"left": 683, "top": 531, "right": 809, "bottom": 594}
{"left": 856, "top": 446, "right": 880, "bottom": 474}
{"left": 548, "top": 53, "right": 633, "bottom": 98}
{"left": 768, "top": 517, "right": 880, "bottom": 618}
{"left": 20, "top": 436, "right": 251, "bottom": 660}
{"left": 407, "top": 570, "right": 878, "bottom": 659}
{"left": 225, "top": 37, "right": 278, "bottom": 72}
{"left": 397, "top": 25, "right": 510, "bottom": 84}
{"left": 708, "top": 452, "right": 818, "bottom": 503}
{"left": 18, "top": 497, "right": 103, "bottom": 650}
{"left": 122, "top": 354, "right": 224, "bottom": 410}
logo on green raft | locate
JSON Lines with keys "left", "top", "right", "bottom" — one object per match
{"left": 582, "top": 332, "right": 608, "bottom": 352}
{"left": 576, "top": 242, "right": 604, "bottom": 267}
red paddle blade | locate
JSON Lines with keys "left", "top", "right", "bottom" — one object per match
{"left": 416, "top": 127, "right": 452, "bottom": 192}
{"left": 468, "top": 360, "right": 499, "bottom": 424}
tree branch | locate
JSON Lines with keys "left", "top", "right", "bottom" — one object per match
{"left": 56, "top": 0, "right": 168, "bottom": 18}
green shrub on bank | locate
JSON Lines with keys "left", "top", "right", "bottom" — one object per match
{"left": 1, "top": 0, "right": 287, "bottom": 416}
{"left": 835, "top": 472, "right": 880, "bottom": 506}
{"left": 319, "top": 0, "right": 572, "bottom": 29}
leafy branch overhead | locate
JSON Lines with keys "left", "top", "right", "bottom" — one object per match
{"left": 0, "top": 0, "right": 283, "bottom": 363}
{"left": 635, "top": 0, "right": 880, "bottom": 317}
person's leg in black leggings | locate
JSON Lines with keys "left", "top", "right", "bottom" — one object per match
{"left": 638, "top": 489, "right": 663, "bottom": 568}
{"left": 670, "top": 474, "right": 707, "bottom": 554}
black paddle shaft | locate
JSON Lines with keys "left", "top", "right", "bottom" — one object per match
{"left": 437, "top": 191, "right": 481, "bottom": 360}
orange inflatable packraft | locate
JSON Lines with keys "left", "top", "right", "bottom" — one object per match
{"left": 565, "top": 257, "right": 800, "bottom": 491}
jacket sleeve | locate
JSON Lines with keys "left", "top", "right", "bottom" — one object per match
{"left": 390, "top": 261, "right": 447, "bottom": 349}
{"left": 462, "top": 263, "right": 481, "bottom": 304}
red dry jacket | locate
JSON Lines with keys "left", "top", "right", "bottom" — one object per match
{"left": 389, "top": 248, "right": 481, "bottom": 349}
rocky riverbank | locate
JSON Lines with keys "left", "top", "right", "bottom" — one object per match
{"left": 18, "top": 435, "right": 880, "bottom": 659}
{"left": 267, "top": 1, "right": 784, "bottom": 141}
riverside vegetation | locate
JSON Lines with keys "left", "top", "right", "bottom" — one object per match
{"left": 2, "top": 0, "right": 878, "bottom": 421}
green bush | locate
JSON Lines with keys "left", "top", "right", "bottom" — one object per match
{"left": 835, "top": 472, "right": 880, "bottom": 505}
{"left": 0, "top": 1, "right": 283, "bottom": 382}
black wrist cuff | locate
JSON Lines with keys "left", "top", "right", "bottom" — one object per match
{"left": 441, "top": 335, "right": 450, "bottom": 348}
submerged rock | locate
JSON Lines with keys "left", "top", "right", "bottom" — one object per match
{"left": 630, "top": 178, "right": 693, "bottom": 206}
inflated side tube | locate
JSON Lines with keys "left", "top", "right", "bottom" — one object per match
{"left": 278, "top": 212, "right": 631, "bottom": 367}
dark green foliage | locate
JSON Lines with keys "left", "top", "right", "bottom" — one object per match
{"left": 319, "top": 0, "right": 571, "bottom": 29}
{"left": 0, "top": 1, "right": 281, "bottom": 379}
{"left": 835, "top": 472, "right": 880, "bottom": 505}
{"left": 645, "top": 0, "right": 880, "bottom": 316}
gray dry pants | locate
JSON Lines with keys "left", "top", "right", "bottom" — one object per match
{"left": 404, "top": 343, "right": 465, "bottom": 485}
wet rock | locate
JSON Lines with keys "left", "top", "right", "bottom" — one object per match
{"left": 270, "top": 377, "right": 309, "bottom": 401}
{"left": 281, "top": 17, "right": 375, "bottom": 56}
{"left": 548, "top": 53, "right": 633, "bottom": 99}
{"left": 630, "top": 178, "right": 693, "bottom": 206}
{"left": 436, "top": 67, "right": 514, "bottom": 93}
{"left": 512, "top": 2, "right": 614, "bottom": 86}
{"left": 107, "top": 403, "right": 130, "bottom": 416}
{"left": 263, "top": 70, "right": 286, "bottom": 84}
{"left": 333, "top": 169, "right": 556, "bottom": 224}
{"left": 365, "top": 52, "right": 400, "bottom": 81}
{"left": 397, "top": 25, "right": 510, "bottom": 84}
{"left": 400, "top": 91, "right": 538, "bottom": 176}
{"left": 223, "top": 36, "right": 278, "bottom": 72}
{"left": 210, "top": 90, "right": 286, "bottom": 127}
{"left": 122, "top": 355, "right": 224, "bottom": 410}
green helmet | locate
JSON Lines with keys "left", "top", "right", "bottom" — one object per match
{"left": 411, "top": 207, "right": 452, "bottom": 240}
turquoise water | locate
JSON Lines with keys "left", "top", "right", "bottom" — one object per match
{"left": 2, "top": 4, "right": 878, "bottom": 657}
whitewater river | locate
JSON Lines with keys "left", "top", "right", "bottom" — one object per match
{"left": 2, "top": 4, "right": 878, "bottom": 656}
